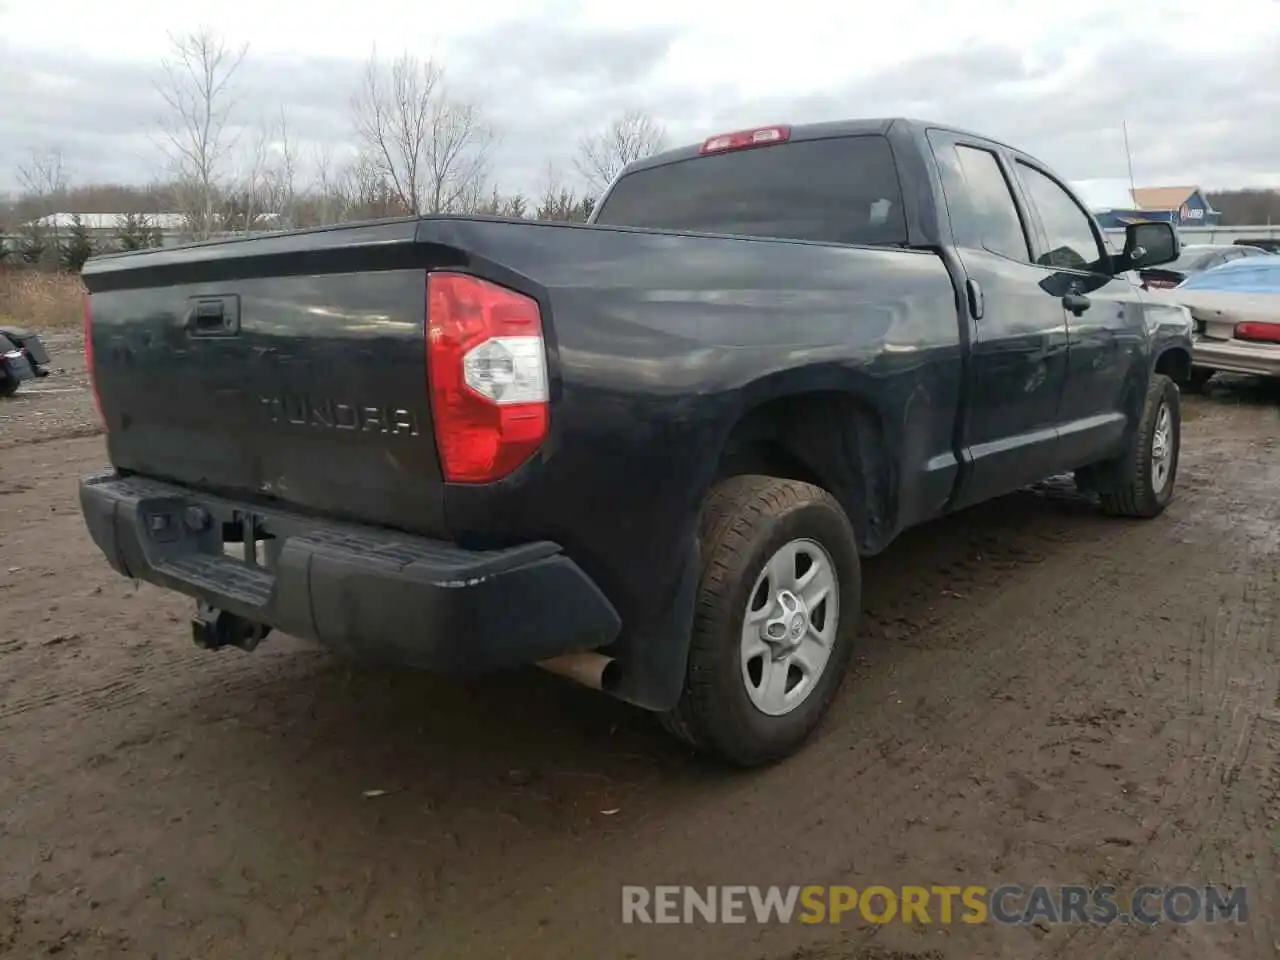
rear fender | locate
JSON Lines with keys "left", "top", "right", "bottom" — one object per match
{"left": 604, "top": 379, "right": 894, "bottom": 713}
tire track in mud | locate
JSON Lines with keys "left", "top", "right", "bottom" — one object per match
{"left": 459, "top": 419, "right": 1280, "bottom": 960}
{"left": 1049, "top": 561, "right": 1280, "bottom": 960}
{"left": 443, "top": 512, "right": 1143, "bottom": 952}
{"left": 1040, "top": 415, "right": 1280, "bottom": 960}
{"left": 458, "top": 559, "right": 1218, "bottom": 950}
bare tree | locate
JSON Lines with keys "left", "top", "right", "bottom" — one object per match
{"left": 0, "top": 191, "right": 14, "bottom": 240}
{"left": 307, "top": 142, "right": 365, "bottom": 226}
{"left": 229, "top": 119, "right": 274, "bottom": 234}
{"left": 333, "top": 150, "right": 407, "bottom": 222}
{"left": 155, "top": 27, "right": 248, "bottom": 239}
{"left": 232, "top": 108, "right": 300, "bottom": 232}
{"left": 1207, "top": 188, "right": 1280, "bottom": 226}
{"left": 309, "top": 143, "right": 338, "bottom": 225}
{"left": 472, "top": 186, "right": 529, "bottom": 219}
{"left": 573, "top": 110, "right": 666, "bottom": 193}
{"left": 16, "top": 147, "right": 69, "bottom": 206}
{"left": 350, "top": 49, "right": 494, "bottom": 215}
{"left": 535, "top": 162, "right": 594, "bottom": 223}
{"left": 425, "top": 98, "right": 494, "bottom": 213}
{"left": 263, "top": 107, "right": 299, "bottom": 227}
{"left": 14, "top": 147, "right": 70, "bottom": 255}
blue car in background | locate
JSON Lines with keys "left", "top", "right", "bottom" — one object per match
{"left": 1178, "top": 255, "right": 1280, "bottom": 294}
{"left": 1174, "top": 255, "right": 1280, "bottom": 388}
{"left": 1139, "top": 242, "right": 1272, "bottom": 289}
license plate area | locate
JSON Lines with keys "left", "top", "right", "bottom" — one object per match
{"left": 220, "top": 513, "right": 280, "bottom": 571}
{"left": 138, "top": 497, "right": 281, "bottom": 573}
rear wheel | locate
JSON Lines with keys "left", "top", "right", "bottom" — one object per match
{"left": 661, "top": 475, "right": 861, "bottom": 766}
{"left": 0, "top": 376, "right": 18, "bottom": 399}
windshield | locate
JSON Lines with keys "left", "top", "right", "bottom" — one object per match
{"left": 593, "top": 135, "right": 907, "bottom": 246}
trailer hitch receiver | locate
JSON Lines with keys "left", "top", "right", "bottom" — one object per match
{"left": 191, "top": 601, "right": 272, "bottom": 652}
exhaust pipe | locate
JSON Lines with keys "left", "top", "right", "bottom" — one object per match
{"left": 537, "top": 652, "right": 616, "bottom": 691}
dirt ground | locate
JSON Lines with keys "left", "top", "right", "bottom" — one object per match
{"left": 2, "top": 335, "right": 1279, "bottom": 959}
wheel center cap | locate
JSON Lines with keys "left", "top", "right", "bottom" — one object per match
{"left": 788, "top": 613, "right": 806, "bottom": 641}
{"left": 763, "top": 590, "right": 809, "bottom": 656}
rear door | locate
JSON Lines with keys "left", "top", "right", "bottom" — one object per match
{"left": 926, "top": 130, "right": 1071, "bottom": 506}
{"left": 1009, "top": 158, "right": 1148, "bottom": 470}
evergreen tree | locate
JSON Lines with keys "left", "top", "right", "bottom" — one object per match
{"left": 18, "top": 222, "right": 47, "bottom": 266}
{"left": 62, "top": 214, "right": 95, "bottom": 272}
{"left": 114, "top": 212, "right": 160, "bottom": 251}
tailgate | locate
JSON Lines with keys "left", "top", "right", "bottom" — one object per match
{"left": 83, "top": 219, "right": 460, "bottom": 537}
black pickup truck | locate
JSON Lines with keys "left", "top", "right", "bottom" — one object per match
{"left": 79, "top": 118, "right": 1192, "bottom": 765}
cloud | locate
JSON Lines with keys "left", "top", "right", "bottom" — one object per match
{"left": 673, "top": 35, "right": 1280, "bottom": 190}
{"left": 0, "top": 48, "right": 163, "bottom": 186}
{"left": 1, "top": 1, "right": 1279, "bottom": 203}
{"left": 442, "top": 16, "right": 685, "bottom": 187}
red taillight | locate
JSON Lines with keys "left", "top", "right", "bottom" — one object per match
{"left": 1234, "top": 321, "right": 1280, "bottom": 343}
{"left": 699, "top": 125, "right": 791, "bottom": 155}
{"left": 1146, "top": 278, "right": 1178, "bottom": 289}
{"left": 425, "top": 272, "right": 549, "bottom": 484}
{"left": 83, "top": 294, "right": 105, "bottom": 428}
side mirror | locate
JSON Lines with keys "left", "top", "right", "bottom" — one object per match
{"left": 1117, "top": 221, "right": 1180, "bottom": 272}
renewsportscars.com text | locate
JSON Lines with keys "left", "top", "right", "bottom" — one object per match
{"left": 621, "top": 884, "right": 1248, "bottom": 926}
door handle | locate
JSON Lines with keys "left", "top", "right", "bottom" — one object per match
{"left": 1062, "top": 293, "right": 1091, "bottom": 317}
{"left": 192, "top": 301, "right": 225, "bottom": 327}
{"left": 966, "top": 278, "right": 984, "bottom": 321}
{"left": 185, "top": 295, "right": 241, "bottom": 337}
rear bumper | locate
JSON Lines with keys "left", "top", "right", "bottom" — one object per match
{"left": 1192, "top": 337, "right": 1280, "bottom": 378}
{"left": 79, "top": 472, "right": 621, "bottom": 671}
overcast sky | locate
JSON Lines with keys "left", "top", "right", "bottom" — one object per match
{"left": 3, "top": 0, "right": 1279, "bottom": 201}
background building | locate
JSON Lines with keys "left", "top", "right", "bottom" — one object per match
{"left": 1091, "top": 185, "right": 1221, "bottom": 229}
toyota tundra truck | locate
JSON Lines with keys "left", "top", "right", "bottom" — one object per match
{"left": 78, "top": 118, "right": 1193, "bottom": 766}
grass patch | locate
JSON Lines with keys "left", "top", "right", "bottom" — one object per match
{"left": 0, "top": 269, "right": 86, "bottom": 332}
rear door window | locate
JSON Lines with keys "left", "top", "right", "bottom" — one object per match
{"left": 593, "top": 135, "right": 907, "bottom": 246}
{"left": 933, "top": 143, "right": 1032, "bottom": 261}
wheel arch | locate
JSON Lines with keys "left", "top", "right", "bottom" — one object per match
{"left": 1154, "top": 344, "right": 1192, "bottom": 384}
{"left": 710, "top": 389, "right": 893, "bottom": 554}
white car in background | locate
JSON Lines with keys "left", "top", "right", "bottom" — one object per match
{"left": 1168, "top": 257, "right": 1280, "bottom": 388}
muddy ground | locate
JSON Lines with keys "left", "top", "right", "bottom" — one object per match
{"left": 2, "top": 336, "right": 1278, "bottom": 959}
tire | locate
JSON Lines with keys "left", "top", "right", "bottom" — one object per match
{"left": 660, "top": 475, "right": 861, "bottom": 766}
{"left": 0, "top": 377, "right": 18, "bottom": 399}
{"left": 1097, "top": 373, "right": 1180, "bottom": 519}
{"left": 1179, "top": 367, "right": 1214, "bottom": 392}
